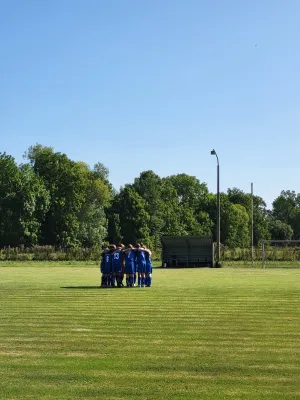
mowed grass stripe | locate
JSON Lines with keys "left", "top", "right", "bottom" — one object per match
{"left": 0, "top": 265, "right": 299, "bottom": 400}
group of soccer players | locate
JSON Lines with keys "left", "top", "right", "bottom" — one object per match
{"left": 100, "top": 243, "right": 152, "bottom": 288}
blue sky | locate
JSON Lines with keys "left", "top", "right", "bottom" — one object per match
{"left": 1, "top": 0, "right": 300, "bottom": 208}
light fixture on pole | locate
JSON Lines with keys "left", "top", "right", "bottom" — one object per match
{"left": 211, "top": 149, "right": 221, "bottom": 267}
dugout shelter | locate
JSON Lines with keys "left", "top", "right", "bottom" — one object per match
{"left": 161, "top": 235, "right": 214, "bottom": 268}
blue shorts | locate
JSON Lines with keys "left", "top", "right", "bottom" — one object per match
{"left": 145, "top": 263, "right": 152, "bottom": 274}
{"left": 125, "top": 263, "right": 135, "bottom": 275}
{"left": 112, "top": 263, "right": 122, "bottom": 274}
{"left": 137, "top": 262, "right": 146, "bottom": 274}
{"left": 103, "top": 264, "right": 112, "bottom": 274}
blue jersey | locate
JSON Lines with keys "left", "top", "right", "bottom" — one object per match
{"left": 124, "top": 250, "right": 135, "bottom": 274}
{"left": 103, "top": 251, "right": 112, "bottom": 274}
{"left": 125, "top": 250, "right": 135, "bottom": 267}
{"left": 136, "top": 249, "right": 146, "bottom": 273}
{"left": 145, "top": 251, "right": 152, "bottom": 274}
{"left": 112, "top": 250, "right": 123, "bottom": 273}
{"left": 145, "top": 252, "right": 152, "bottom": 267}
{"left": 136, "top": 250, "right": 146, "bottom": 265}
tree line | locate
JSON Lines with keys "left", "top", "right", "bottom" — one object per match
{"left": 0, "top": 144, "right": 299, "bottom": 250}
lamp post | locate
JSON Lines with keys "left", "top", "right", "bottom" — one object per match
{"left": 251, "top": 182, "right": 254, "bottom": 267}
{"left": 211, "top": 149, "right": 221, "bottom": 267}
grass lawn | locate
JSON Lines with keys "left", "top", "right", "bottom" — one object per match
{"left": 0, "top": 263, "right": 299, "bottom": 400}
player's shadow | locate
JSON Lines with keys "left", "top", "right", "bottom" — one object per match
{"left": 61, "top": 286, "right": 126, "bottom": 289}
{"left": 62, "top": 286, "right": 104, "bottom": 289}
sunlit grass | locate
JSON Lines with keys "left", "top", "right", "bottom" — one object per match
{"left": 0, "top": 264, "right": 299, "bottom": 399}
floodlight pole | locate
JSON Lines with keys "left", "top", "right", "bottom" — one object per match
{"left": 251, "top": 183, "right": 254, "bottom": 267}
{"left": 211, "top": 149, "right": 221, "bottom": 267}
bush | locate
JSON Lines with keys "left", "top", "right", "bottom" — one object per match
{"left": 2, "top": 244, "right": 300, "bottom": 263}
{"left": 0, "top": 245, "right": 105, "bottom": 262}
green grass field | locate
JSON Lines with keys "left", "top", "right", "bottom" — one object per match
{"left": 0, "top": 263, "right": 299, "bottom": 400}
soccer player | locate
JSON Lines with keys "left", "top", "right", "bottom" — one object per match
{"left": 101, "top": 245, "right": 115, "bottom": 287}
{"left": 120, "top": 243, "right": 126, "bottom": 287}
{"left": 124, "top": 244, "right": 136, "bottom": 287}
{"left": 133, "top": 251, "right": 138, "bottom": 286}
{"left": 134, "top": 243, "right": 147, "bottom": 287}
{"left": 107, "top": 245, "right": 116, "bottom": 287}
{"left": 112, "top": 244, "right": 124, "bottom": 288}
{"left": 100, "top": 247, "right": 108, "bottom": 287}
{"left": 143, "top": 245, "right": 153, "bottom": 287}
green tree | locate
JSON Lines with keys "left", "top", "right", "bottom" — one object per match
{"left": 93, "top": 162, "right": 109, "bottom": 182}
{"left": 27, "top": 145, "right": 85, "bottom": 246}
{"left": 26, "top": 145, "right": 111, "bottom": 247}
{"left": 18, "top": 164, "right": 50, "bottom": 245}
{"left": 218, "top": 194, "right": 250, "bottom": 248}
{"left": 133, "top": 171, "right": 164, "bottom": 245}
{"left": 160, "top": 179, "right": 183, "bottom": 236}
{"left": 166, "top": 174, "right": 213, "bottom": 236}
{"left": 107, "top": 212, "right": 122, "bottom": 244}
{"left": 0, "top": 153, "right": 50, "bottom": 246}
{"left": 201, "top": 192, "right": 219, "bottom": 241}
{"left": 117, "top": 186, "right": 150, "bottom": 245}
{"left": 227, "top": 188, "right": 270, "bottom": 244}
{"left": 0, "top": 153, "right": 22, "bottom": 246}
{"left": 272, "top": 191, "right": 300, "bottom": 239}
{"left": 76, "top": 162, "right": 111, "bottom": 247}
{"left": 268, "top": 219, "right": 293, "bottom": 241}
{"left": 224, "top": 203, "right": 250, "bottom": 248}
{"left": 195, "top": 211, "right": 214, "bottom": 236}
{"left": 167, "top": 174, "right": 209, "bottom": 209}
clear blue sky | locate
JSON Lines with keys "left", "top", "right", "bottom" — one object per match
{"left": 1, "top": 0, "right": 300, "bottom": 208}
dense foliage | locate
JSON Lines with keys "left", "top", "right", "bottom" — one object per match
{"left": 0, "top": 145, "right": 298, "bottom": 249}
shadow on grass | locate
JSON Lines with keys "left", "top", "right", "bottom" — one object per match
{"left": 61, "top": 286, "right": 138, "bottom": 289}
{"left": 62, "top": 286, "right": 109, "bottom": 289}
